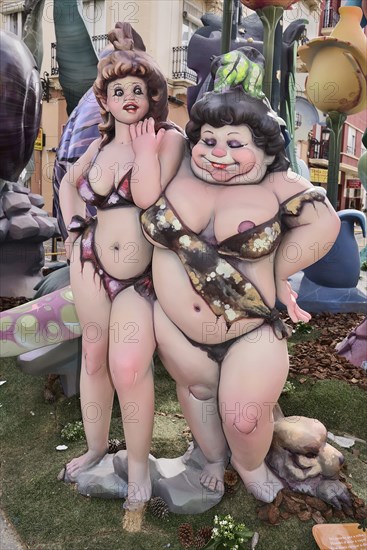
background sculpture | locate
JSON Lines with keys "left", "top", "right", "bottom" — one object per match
{"left": 0, "top": 29, "right": 59, "bottom": 298}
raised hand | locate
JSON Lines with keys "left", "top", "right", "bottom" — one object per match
{"left": 129, "top": 117, "right": 165, "bottom": 155}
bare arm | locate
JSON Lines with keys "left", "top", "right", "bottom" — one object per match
{"left": 130, "top": 118, "right": 185, "bottom": 209}
{"left": 272, "top": 172, "right": 341, "bottom": 320}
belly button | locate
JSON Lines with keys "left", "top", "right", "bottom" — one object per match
{"left": 193, "top": 304, "right": 201, "bottom": 312}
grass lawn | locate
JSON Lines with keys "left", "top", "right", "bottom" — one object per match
{"left": 0, "top": 354, "right": 366, "bottom": 550}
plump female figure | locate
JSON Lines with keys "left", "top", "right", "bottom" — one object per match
{"left": 59, "top": 23, "right": 183, "bottom": 508}
{"left": 136, "top": 50, "right": 341, "bottom": 503}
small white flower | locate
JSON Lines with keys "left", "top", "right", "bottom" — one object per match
{"left": 216, "top": 261, "right": 234, "bottom": 278}
{"left": 225, "top": 308, "right": 237, "bottom": 321}
{"left": 244, "top": 283, "right": 252, "bottom": 291}
{"left": 213, "top": 300, "right": 222, "bottom": 307}
{"left": 108, "top": 194, "right": 119, "bottom": 205}
{"left": 179, "top": 235, "right": 191, "bottom": 247}
{"left": 253, "top": 238, "right": 265, "bottom": 251}
{"left": 172, "top": 218, "right": 182, "bottom": 230}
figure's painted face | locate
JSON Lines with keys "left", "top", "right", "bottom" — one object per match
{"left": 103, "top": 76, "right": 150, "bottom": 124}
{"left": 191, "top": 124, "right": 275, "bottom": 184}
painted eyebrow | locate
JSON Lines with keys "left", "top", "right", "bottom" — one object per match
{"left": 111, "top": 81, "right": 143, "bottom": 88}
{"left": 227, "top": 132, "right": 242, "bottom": 136}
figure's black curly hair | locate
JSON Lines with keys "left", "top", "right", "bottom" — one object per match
{"left": 186, "top": 88, "right": 290, "bottom": 173}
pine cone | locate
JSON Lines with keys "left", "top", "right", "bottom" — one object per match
{"left": 178, "top": 523, "right": 194, "bottom": 549}
{"left": 107, "top": 438, "right": 126, "bottom": 454}
{"left": 149, "top": 496, "right": 170, "bottom": 520}
{"left": 194, "top": 526, "right": 213, "bottom": 549}
{"left": 224, "top": 469, "right": 239, "bottom": 494}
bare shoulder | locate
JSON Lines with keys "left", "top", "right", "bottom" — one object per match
{"left": 160, "top": 128, "right": 186, "bottom": 150}
{"left": 81, "top": 137, "right": 103, "bottom": 160}
{"left": 159, "top": 129, "right": 187, "bottom": 188}
{"left": 266, "top": 169, "right": 313, "bottom": 203}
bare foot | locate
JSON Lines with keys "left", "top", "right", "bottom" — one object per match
{"left": 200, "top": 460, "right": 225, "bottom": 494}
{"left": 123, "top": 463, "right": 152, "bottom": 510}
{"left": 66, "top": 449, "right": 106, "bottom": 481}
{"left": 231, "top": 459, "right": 284, "bottom": 503}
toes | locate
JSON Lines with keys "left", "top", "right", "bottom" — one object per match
{"left": 216, "top": 481, "right": 225, "bottom": 495}
{"left": 200, "top": 474, "right": 223, "bottom": 493}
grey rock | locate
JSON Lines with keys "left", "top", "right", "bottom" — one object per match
{"left": 0, "top": 218, "right": 9, "bottom": 241}
{"left": 0, "top": 198, "right": 4, "bottom": 219}
{"left": 30, "top": 204, "right": 48, "bottom": 217}
{"left": 2, "top": 192, "right": 32, "bottom": 216}
{"left": 76, "top": 455, "right": 128, "bottom": 499}
{"left": 0, "top": 241, "right": 44, "bottom": 297}
{"left": 28, "top": 193, "right": 45, "bottom": 208}
{"left": 69, "top": 444, "right": 223, "bottom": 513}
{"left": 12, "top": 183, "right": 30, "bottom": 194}
{"left": 34, "top": 215, "right": 58, "bottom": 239}
{"left": 0, "top": 182, "right": 11, "bottom": 193}
{"left": 8, "top": 213, "right": 39, "bottom": 239}
{"left": 154, "top": 469, "right": 221, "bottom": 514}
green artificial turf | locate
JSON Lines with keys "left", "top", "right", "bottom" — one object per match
{"left": 0, "top": 357, "right": 366, "bottom": 550}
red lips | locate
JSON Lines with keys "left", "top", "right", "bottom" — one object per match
{"left": 211, "top": 162, "right": 230, "bottom": 169}
{"left": 123, "top": 102, "right": 138, "bottom": 112}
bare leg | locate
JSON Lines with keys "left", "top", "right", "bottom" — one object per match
{"left": 220, "top": 324, "right": 289, "bottom": 503}
{"left": 155, "top": 303, "right": 228, "bottom": 493}
{"left": 109, "top": 287, "right": 156, "bottom": 506}
{"left": 66, "top": 255, "right": 114, "bottom": 480}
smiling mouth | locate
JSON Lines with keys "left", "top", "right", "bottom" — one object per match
{"left": 123, "top": 102, "right": 139, "bottom": 113}
{"left": 204, "top": 158, "right": 235, "bottom": 170}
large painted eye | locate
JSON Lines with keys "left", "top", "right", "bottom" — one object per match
{"left": 133, "top": 85, "right": 143, "bottom": 95}
{"left": 227, "top": 140, "right": 244, "bottom": 148}
{"left": 113, "top": 87, "right": 124, "bottom": 97}
{"left": 202, "top": 138, "right": 217, "bottom": 147}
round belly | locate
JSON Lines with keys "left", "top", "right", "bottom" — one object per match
{"left": 94, "top": 207, "right": 152, "bottom": 279}
{"left": 152, "top": 248, "right": 274, "bottom": 344}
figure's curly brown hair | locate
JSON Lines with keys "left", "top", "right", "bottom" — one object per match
{"left": 186, "top": 88, "right": 290, "bottom": 173}
{"left": 93, "top": 22, "right": 169, "bottom": 148}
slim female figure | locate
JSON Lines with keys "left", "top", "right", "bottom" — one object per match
{"left": 59, "top": 22, "right": 183, "bottom": 508}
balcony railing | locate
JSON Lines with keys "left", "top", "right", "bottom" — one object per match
{"left": 308, "top": 138, "right": 330, "bottom": 160}
{"left": 51, "top": 34, "right": 109, "bottom": 76}
{"left": 172, "top": 46, "right": 197, "bottom": 83}
{"left": 322, "top": 7, "right": 340, "bottom": 28}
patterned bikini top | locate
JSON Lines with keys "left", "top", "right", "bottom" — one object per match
{"left": 76, "top": 149, "right": 134, "bottom": 209}
{"left": 141, "top": 188, "right": 326, "bottom": 335}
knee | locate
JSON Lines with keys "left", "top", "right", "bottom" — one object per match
{"left": 189, "top": 384, "right": 216, "bottom": 401}
{"left": 83, "top": 342, "right": 107, "bottom": 376}
{"left": 221, "top": 401, "right": 263, "bottom": 435}
{"left": 110, "top": 354, "right": 146, "bottom": 390}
